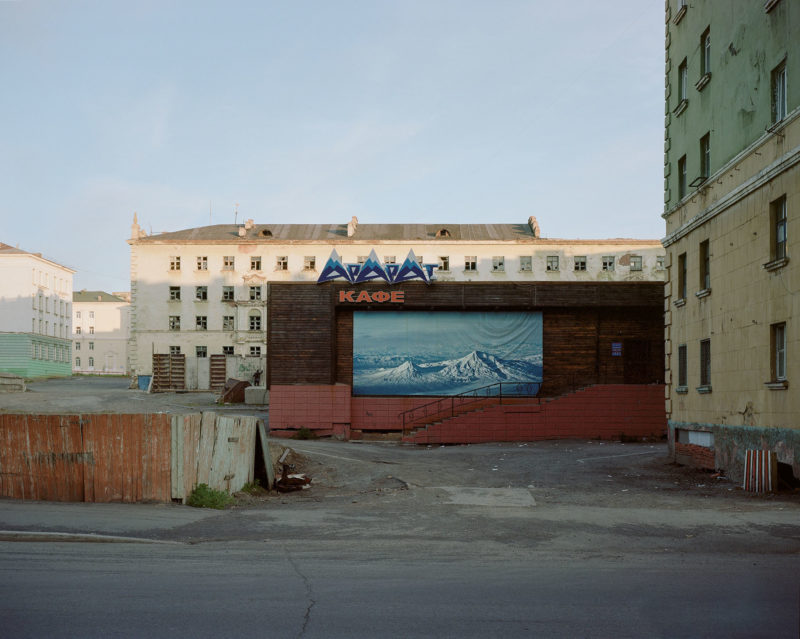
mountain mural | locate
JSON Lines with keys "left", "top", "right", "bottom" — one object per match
{"left": 354, "top": 350, "right": 542, "bottom": 396}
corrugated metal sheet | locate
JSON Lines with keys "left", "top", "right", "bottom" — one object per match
{"left": 0, "top": 413, "right": 172, "bottom": 503}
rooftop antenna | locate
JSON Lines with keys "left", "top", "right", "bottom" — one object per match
{"left": 234, "top": 202, "right": 239, "bottom": 226}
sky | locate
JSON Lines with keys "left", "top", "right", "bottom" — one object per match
{"left": 0, "top": 1, "right": 665, "bottom": 292}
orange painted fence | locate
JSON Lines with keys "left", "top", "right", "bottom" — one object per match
{"left": 0, "top": 412, "right": 263, "bottom": 503}
{"left": 0, "top": 413, "right": 172, "bottom": 502}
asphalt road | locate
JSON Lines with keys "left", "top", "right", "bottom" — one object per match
{"left": 1, "top": 541, "right": 798, "bottom": 639}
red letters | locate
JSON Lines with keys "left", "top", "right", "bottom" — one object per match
{"left": 338, "top": 290, "right": 405, "bottom": 303}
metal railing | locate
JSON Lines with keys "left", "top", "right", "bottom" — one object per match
{"left": 400, "top": 381, "right": 542, "bottom": 433}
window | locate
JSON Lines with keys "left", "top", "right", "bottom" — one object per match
{"left": 89, "top": 311, "right": 94, "bottom": 319}
{"left": 678, "top": 155, "right": 687, "bottom": 199}
{"left": 169, "top": 286, "right": 181, "bottom": 301}
{"left": 276, "top": 256, "right": 288, "bottom": 271}
{"left": 76, "top": 310, "right": 81, "bottom": 319}
{"left": 170, "top": 345, "right": 181, "bottom": 355}
{"left": 678, "top": 58, "right": 688, "bottom": 101}
{"left": 439, "top": 256, "right": 450, "bottom": 271}
{"left": 304, "top": 256, "right": 316, "bottom": 271}
{"left": 699, "top": 339, "right": 711, "bottom": 389}
{"left": 249, "top": 346, "right": 261, "bottom": 357}
{"left": 546, "top": 256, "right": 559, "bottom": 271}
{"left": 464, "top": 256, "right": 477, "bottom": 271}
{"left": 196, "top": 316, "right": 208, "bottom": 330}
{"left": 195, "top": 286, "right": 208, "bottom": 301}
{"left": 89, "top": 342, "right": 94, "bottom": 351}
{"left": 250, "top": 256, "right": 262, "bottom": 271}
{"left": 222, "top": 286, "right": 235, "bottom": 301}
{"left": 222, "top": 346, "right": 234, "bottom": 356}
{"left": 75, "top": 357, "right": 80, "bottom": 367}
{"left": 436, "top": 228, "right": 451, "bottom": 238}
{"left": 574, "top": 256, "right": 587, "bottom": 272}
{"left": 196, "top": 346, "right": 207, "bottom": 358}
{"left": 602, "top": 256, "right": 615, "bottom": 272}
{"left": 89, "top": 326, "right": 94, "bottom": 334}
{"left": 75, "top": 342, "right": 81, "bottom": 351}
{"left": 196, "top": 256, "right": 208, "bottom": 271}
{"left": 771, "top": 195, "right": 788, "bottom": 262}
{"left": 772, "top": 323, "right": 787, "bottom": 381}
{"left": 384, "top": 256, "right": 396, "bottom": 265}
{"left": 657, "top": 256, "right": 666, "bottom": 270}
{"left": 249, "top": 311, "right": 262, "bottom": 331}
{"left": 519, "top": 256, "right": 532, "bottom": 272}
{"left": 699, "top": 240, "right": 710, "bottom": 290}
{"left": 492, "top": 256, "right": 505, "bottom": 272}
{"left": 677, "top": 252, "right": 687, "bottom": 299}
{"left": 223, "top": 256, "right": 235, "bottom": 270}
{"left": 169, "top": 316, "right": 180, "bottom": 331}
{"left": 700, "top": 28, "right": 711, "bottom": 76}
{"left": 170, "top": 256, "right": 181, "bottom": 271}
{"left": 249, "top": 286, "right": 261, "bottom": 301}
{"left": 700, "top": 133, "right": 710, "bottom": 179}
{"left": 223, "top": 315, "right": 234, "bottom": 331}
{"left": 630, "top": 256, "right": 642, "bottom": 271}
{"left": 772, "top": 60, "right": 787, "bottom": 124}
{"left": 88, "top": 357, "right": 94, "bottom": 368}
{"left": 76, "top": 326, "right": 81, "bottom": 335}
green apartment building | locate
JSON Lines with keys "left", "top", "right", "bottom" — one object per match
{"left": 663, "top": 0, "right": 799, "bottom": 481}
{"left": 0, "top": 243, "right": 74, "bottom": 378}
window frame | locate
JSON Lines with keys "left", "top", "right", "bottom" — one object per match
{"left": 196, "top": 345, "right": 208, "bottom": 358}
{"left": 249, "top": 286, "right": 262, "bottom": 301}
{"left": 169, "top": 286, "right": 181, "bottom": 301}
{"left": 699, "top": 240, "right": 710, "bottom": 292}
{"left": 491, "top": 256, "right": 505, "bottom": 272}
{"left": 700, "top": 27, "right": 711, "bottom": 76}
{"left": 439, "top": 256, "right": 450, "bottom": 272}
{"left": 223, "top": 256, "right": 235, "bottom": 270}
{"left": 699, "top": 339, "right": 711, "bottom": 390}
{"left": 249, "top": 312, "right": 262, "bottom": 332}
{"left": 772, "top": 60, "right": 787, "bottom": 124}
{"left": 771, "top": 195, "right": 787, "bottom": 262}
{"left": 519, "top": 256, "right": 532, "bottom": 272}
{"left": 629, "top": 256, "right": 643, "bottom": 271}
{"left": 574, "top": 256, "right": 587, "bottom": 272}
{"left": 196, "top": 315, "right": 208, "bottom": 331}
{"left": 169, "top": 315, "right": 181, "bottom": 331}
{"left": 700, "top": 133, "right": 711, "bottom": 180}
{"left": 304, "top": 256, "right": 316, "bottom": 271}
{"left": 546, "top": 256, "right": 559, "bottom": 272}
{"left": 464, "top": 256, "right": 477, "bottom": 272}
{"left": 222, "top": 286, "right": 235, "bottom": 301}
{"left": 771, "top": 322, "right": 787, "bottom": 382}
{"left": 222, "top": 315, "right": 235, "bottom": 331}
{"left": 678, "top": 155, "right": 687, "bottom": 199}
{"left": 170, "top": 256, "right": 181, "bottom": 271}
{"left": 250, "top": 256, "right": 262, "bottom": 271}
{"left": 677, "top": 252, "right": 687, "bottom": 300}
{"left": 195, "top": 286, "right": 208, "bottom": 301}
{"left": 196, "top": 256, "right": 208, "bottom": 271}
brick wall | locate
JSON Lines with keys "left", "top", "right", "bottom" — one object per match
{"left": 269, "top": 384, "right": 667, "bottom": 444}
{"left": 674, "top": 441, "right": 716, "bottom": 470}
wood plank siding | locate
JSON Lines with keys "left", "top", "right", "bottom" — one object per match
{"left": 268, "top": 282, "right": 664, "bottom": 393}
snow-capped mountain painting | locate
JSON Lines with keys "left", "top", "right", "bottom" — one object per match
{"left": 353, "top": 311, "right": 543, "bottom": 396}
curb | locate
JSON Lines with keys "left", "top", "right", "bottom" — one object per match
{"left": 0, "top": 530, "right": 180, "bottom": 544}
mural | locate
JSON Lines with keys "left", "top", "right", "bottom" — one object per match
{"left": 317, "top": 249, "right": 438, "bottom": 285}
{"left": 353, "top": 311, "right": 543, "bottom": 396}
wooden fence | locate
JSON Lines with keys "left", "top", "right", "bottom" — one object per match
{"left": 0, "top": 412, "right": 263, "bottom": 503}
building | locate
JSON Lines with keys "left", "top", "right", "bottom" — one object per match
{"left": 72, "top": 291, "right": 131, "bottom": 375}
{"left": 0, "top": 242, "right": 74, "bottom": 377}
{"left": 663, "top": 0, "right": 799, "bottom": 480}
{"left": 129, "top": 215, "right": 667, "bottom": 439}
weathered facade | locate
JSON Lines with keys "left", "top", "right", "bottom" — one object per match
{"left": 72, "top": 291, "right": 131, "bottom": 375}
{"left": 663, "top": 0, "right": 799, "bottom": 480}
{"left": 0, "top": 242, "right": 74, "bottom": 378}
{"left": 128, "top": 215, "right": 665, "bottom": 391}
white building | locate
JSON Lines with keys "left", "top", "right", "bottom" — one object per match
{"left": 0, "top": 242, "right": 74, "bottom": 377}
{"left": 128, "top": 215, "right": 666, "bottom": 390}
{"left": 72, "top": 291, "right": 131, "bottom": 375}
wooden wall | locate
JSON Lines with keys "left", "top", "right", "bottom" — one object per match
{"left": 268, "top": 281, "right": 664, "bottom": 393}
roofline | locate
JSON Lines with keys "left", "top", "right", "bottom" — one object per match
{"left": 0, "top": 250, "right": 77, "bottom": 273}
{"left": 129, "top": 238, "right": 664, "bottom": 246}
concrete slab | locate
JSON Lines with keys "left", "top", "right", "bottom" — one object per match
{"left": 430, "top": 486, "right": 536, "bottom": 507}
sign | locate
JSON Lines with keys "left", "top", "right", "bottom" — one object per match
{"left": 339, "top": 290, "right": 405, "bottom": 303}
{"left": 611, "top": 342, "right": 623, "bottom": 357}
{"left": 318, "top": 249, "right": 437, "bottom": 285}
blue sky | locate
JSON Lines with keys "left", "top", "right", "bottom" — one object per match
{"left": 0, "top": 1, "right": 664, "bottom": 291}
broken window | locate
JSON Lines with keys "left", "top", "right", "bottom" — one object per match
{"left": 276, "top": 256, "right": 288, "bottom": 271}
{"left": 546, "top": 256, "right": 559, "bottom": 272}
{"left": 196, "top": 286, "right": 208, "bottom": 301}
{"left": 250, "top": 256, "right": 261, "bottom": 271}
{"left": 574, "top": 256, "right": 587, "bottom": 272}
{"left": 249, "top": 312, "right": 261, "bottom": 331}
{"left": 464, "top": 256, "right": 477, "bottom": 271}
{"left": 169, "top": 316, "right": 180, "bottom": 331}
{"left": 630, "top": 256, "right": 643, "bottom": 271}
{"left": 196, "top": 316, "right": 208, "bottom": 330}
{"left": 223, "top": 256, "right": 235, "bottom": 270}
{"left": 438, "top": 256, "right": 450, "bottom": 271}
{"left": 249, "top": 286, "right": 261, "bottom": 301}
{"left": 169, "top": 286, "right": 181, "bottom": 301}
{"left": 222, "top": 286, "right": 235, "bottom": 301}
{"left": 196, "top": 256, "right": 208, "bottom": 271}
{"left": 304, "top": 256, "right": 316, "bottom": 270}
{"left": 223, "top": 315, "right": 234, "bottom": 331}
{"left": 196, "top": 345, "right": 207, "bottom": 358}
{"left": 492, "top": 256, "right": 505, "bottom": 272}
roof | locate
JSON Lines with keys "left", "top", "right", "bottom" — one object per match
{"left": 73, "top": 290, "right": 128, "bottom": 303}
{"left": 0, "top": 242, "right": 77, "bottom": 272}
{"left": 131, "top": 223, "right": 662, "bottom": 245}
